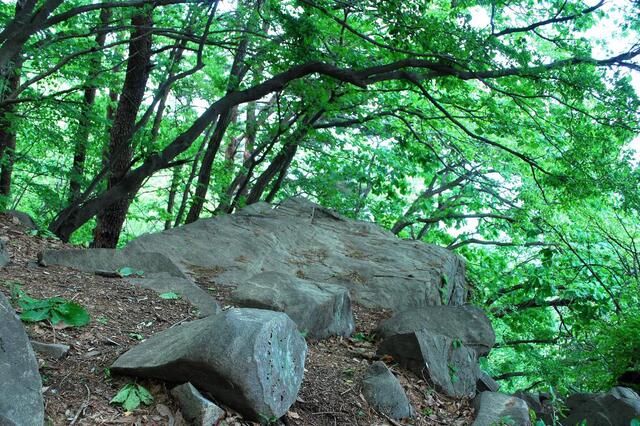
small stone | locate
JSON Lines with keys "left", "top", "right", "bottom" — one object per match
{"left": 362, "top": 362, "right": 414, "bottom": 419}
{"left": 171, "top": 383, "right": 224, "bottom": 426}
{"left": 30, "top": 341, "right": 70, "bottom": 359}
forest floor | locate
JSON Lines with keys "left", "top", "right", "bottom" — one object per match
{"left": 0, "top": 213, "right": 474, "bottom": 425}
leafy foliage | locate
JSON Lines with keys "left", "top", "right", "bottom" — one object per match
{"left": 11, "top": 287, "right": 90, "bottom": 327}
{"left": 110, "top": 383, "right": 154, "bottom": 412}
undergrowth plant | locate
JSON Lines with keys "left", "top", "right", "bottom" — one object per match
{"left": 11, "top": 286, "right": 90, "bottom": 326}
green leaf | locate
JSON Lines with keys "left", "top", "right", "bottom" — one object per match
{"left": 158, "top": 292, "right": 180, "bottom": 300}
{"left": 54, "top": 302, "right": 90, "bottom": 326}
{"left": 630, "top": 418, "right": 640, "bottom": 426}
{"left": 122, "top": 391, "right": 141, "bottom": 412}
{"left": 20, "top": 309, "right": 49, "bottom": 322}
{"left": 117, "top": 267, "right": 143, "bottom": 277}
{"left": 110, "top": 384, "right": 133, "bottom": 404}
{"left": 136, "top": 385, "right": 154, "bottom": 405}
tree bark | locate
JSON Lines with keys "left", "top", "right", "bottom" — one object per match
{"left": 67, "top": 9, "right": 111, "bottom": 203}
{"left": 164, "top": 164, "right": 182, "bottom": 229}
{"left": 91, "top": 8, "right": 153, "bottom": 248}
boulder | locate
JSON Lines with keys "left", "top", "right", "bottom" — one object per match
{"left": 111, "top": 308, "right": 306, "bottom": 421}
{"left": 361, "top": 361, "right": 414, "bottom": 419}
{"left": 231, "top": 272, "right": 355, "bottom": 339}
{"left": 376, "top": 305, "right": 495, "bottom": 356}
{"left": 171, "top": 382, "right": 225, "bottom": 426}
{"left": 477, "top": 371, "right": 500, "bottom": 392}
{"left": 472, "top": 392, "right": 531, "bottom": 426}
{"left": 4, "top": 210, "right": 37, "bottom": 229}
{"left": 513, "top": 391, "right": 554, "bottom": 424}
{"left": 0, "top": 293, "right": 44, "bottom": 425}
{"left": 0, "top": 238, "right": 8, "bottom": 267}
{"left": 561, "top": 387, "right": 640, "bottom": 426}
{"left": 377, "top": 329, "right": 479, "bottom": 398}
{"left": 30, "top": 341, "right": 70, "bottom": 359}
{"left": 42, "top": 198, "right": 469, "bottom": 312}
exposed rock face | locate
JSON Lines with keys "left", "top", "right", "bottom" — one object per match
{"left": 513, "top": 391, "right": 554, "bottom": 424}
{"left": 111, "top": 308, "right": 306, "bottom": 421}
{"left": 477, "top": 371, "right": 500, "bottom": 393}
{"left": 472, "top": 392, "right": 531, "bottom": 426}
{"left": 561, "top": 387, "right": 640, "bottom": 426}
{"left": 4, "top": 210, "right": 37, "bottom": 229}
{"left": 41, "top": 198, "right": 468, "bottom": 312}
{"left": 376, "top": 305, "right": 495, "bottom": 356}
{"left": 231, "top": 272, "right": 355, "bottom": 339}
{"left": 377, "top": 329, "right": 479, "bottom": 398}
{"left": 0, "top": 238, "right": 8, "bottom": 267}
{"left": 171, "top": 382, "right": 224, "bottom": 426}
{"left": 361, "top": 362, "right": 414, "bottom": 420}
{"left": 0, "top": 293, "right": 44, "bottom": 426}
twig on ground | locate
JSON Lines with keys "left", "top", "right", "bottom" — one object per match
{"left": 69, "top": 383, "right": 91, "bottom": 425}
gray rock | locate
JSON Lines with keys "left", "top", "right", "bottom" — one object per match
{"left": 30, "top": 341, "right": 70, "bottom": 359}
{"left": 111, "top": 308, "right": 306, "bottom": 421}
{"left": 43, "top": 198, "right": 469, "bottom": 313}
{"left": 231, "top": 272, "right": 355, "bottom": 339}
{"left": 362, "top": 362, "right": 414, "bottom": 419}
{"left": 0, "top": 293, "right": 44, "bottom": 426}
{"left": 39, "top": 250, "right": 219, "bottom": 317}
{"left": 127, "top": 274, "right": 220, "bottom": 317}
{"left": 376, "top": 305, "right": 495, "bottom": 356}
{"left": 477, "top": 371, "right": 500, "bottom": 392}
{"left": 472, "top": 392, "right": 531, "bottom": 426}
{"left": 377, "top": 329, "right": 479, "bottom": 398}
{"left": 0, "top": 238, "right": 8, "bottom": 267}
{"left": 4, "top": 210, "right": 37, "bottom": 229}
{"left": 513, "top": 391, "right": 554, "bottom": 425}
{"left": 171, "top": 382, "right": 224, "bottom": 426}
{"left": 561, "top": 387, "right": 640, "bottom": 426}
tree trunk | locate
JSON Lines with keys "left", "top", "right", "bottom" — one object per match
{"left": 184, "top": 107, "right": 235, "bottom": 223}
{"left": 67, "top": 9, "right": 111, "bottom": 203}
{"left": 164, "top": 164, "right": 182, "bottom": 229}
{"left": 0, "top": 62, "right": 23, "bottom": 208}
{"left": 246, "top": 142, "right": 298, "bottom": 204}
{"left": 91, "top": 8, "right": 153, "bottom": 248}
{"left": 174, "top": 131, "right": 209, "bottom": 227}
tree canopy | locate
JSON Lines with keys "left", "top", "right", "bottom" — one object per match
{"left": 1, "top": 0, "right": 639, "bottom": 395}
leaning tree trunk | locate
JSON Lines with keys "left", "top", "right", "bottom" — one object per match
{"left": 67, "top": 8, "right": 111, "bottom": 203}
{"left": 0, "top": 54, "right": 23, "bottom": 209}
{"left": 91, "top": 8, "right": 153, "bottom": 248}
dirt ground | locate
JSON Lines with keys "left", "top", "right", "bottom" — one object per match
{"left": 0, "top": 214, "right": 474, "bottom": 425}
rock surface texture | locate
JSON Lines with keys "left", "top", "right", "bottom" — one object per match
{"left": 0, "top": 293, "right": 44, "bottom": 426}
{"left": 472, "top": 392, "right": 531, "bottom": 426}
{"left": 377, "top": 329, "right": 479, "bottom": 397}
{"left": 376, "top": 305, "right": 495, "bottom": 356}
{"left": 111, "top": 308, "right": 306, "bottom": 421}
{"left": 171, "top": 382, "right": 224, "bottom": 426}
{"left": 361, "top": 361, "right": 414, "bottom": 420}
{"left": 231, "top": 272, "right": 355, "bottom": 339}
{"left": 561, "top": 386, "right": 640, "bottom": 426}
{"left": 41, "top": 198, "right": 469, "bottom": 312}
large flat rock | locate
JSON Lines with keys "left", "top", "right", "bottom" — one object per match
{"left": 111, "top": 308, "right": 306, "bottom": 421}
{"left": 42, "top": 198, "right": 468, "bottom": 312}
{"left": 231, "top": 272, "right": 355, "bottom": 339}
{"left": 0, "top": 293, "right": 44, "bottom": 425}
{"left": 376, "top": 305, "right": 495, "bottom": 356}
